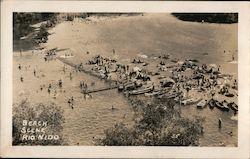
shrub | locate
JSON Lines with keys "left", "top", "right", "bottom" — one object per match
{"left": 97, "top": 96, "right": 203, "bottom": 146}
{"left": 12, "top": 99, "right": 66, "bottom": 145}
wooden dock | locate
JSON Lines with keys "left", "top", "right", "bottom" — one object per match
{"left": 83, "top": 85, "right": 118, "bottom": 94}
{"left": 57, "top": 57, "right": 119, "bottom": 94}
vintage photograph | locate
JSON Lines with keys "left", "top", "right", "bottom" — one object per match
{"left": 12, "top": 12, "right": 238, "bottom": 147}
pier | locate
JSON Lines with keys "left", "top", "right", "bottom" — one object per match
{"left": 83, "top": 85, "right": 118, "bottom": 94}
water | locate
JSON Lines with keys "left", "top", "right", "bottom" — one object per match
{"left": 13, "top": 52, "right": 134, "bottom": 145}
{"left": 181, "top": 103, "right": 237, "bottom": 146}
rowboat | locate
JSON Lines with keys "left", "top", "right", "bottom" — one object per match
{"left": 145, "top": 89, "right": 166, "bottom": 97}
{"left": 225, "top": 93, "right": 234, "bottom": 97}
{"left": 118, "top": 82, "right": 135, "bottom": 91}
{"left": 181, "top": 98, "right": 200, "bottom": 105}
{"left": 228, "top": 102, "right": 238, "bottom": 111}
{"left": 129, "top": 85, "right": 154, "bottom": 95}
{"left": 215, "top": 100, "right": 229, "bottom": 111}
{"left": 197, "top": 99, "right": 207, "bottom": 109}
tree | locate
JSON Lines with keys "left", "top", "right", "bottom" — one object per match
{"left": 12, "top": 99, "right": 66, "bottom": 145}
{"left": 96, "top": 96, "right": 204, "bottom": 146}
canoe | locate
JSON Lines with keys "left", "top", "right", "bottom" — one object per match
{"left": 166, "top": 92, "right": 181, "bottom": 99}
{"left": 129, "top": 85, "right": 154, "bottom": 95}
{"left": 215, "top": 100, "right": 229, "bottom": 111}
{"left": 145, "top": 90, "right": 165, "bottom": 97}
{"left": 118, "top": 82, "right": 135, "bottom": 91}
{"left": 225, "top": 93, "right": 234, "bottom": 97}
{"left": 197, "top": 99, "right": 207, "bottom": 109}
{"left": 181, "top": 98, "right": 200, "bottom": 105}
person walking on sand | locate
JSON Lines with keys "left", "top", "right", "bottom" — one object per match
{"left": 19, "top": 49, "right": 22, "bottom": 56}
{"left": 70, "top": 72, "right": 72, "bottom": 80}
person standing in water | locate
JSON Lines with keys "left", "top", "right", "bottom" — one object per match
{"left": 19, "top": 49, "right": 22, "bottom": 56}
{"left": 33, "top": 69, "right": 36, "bottom": 77}
{"left": 218, "top": 118, "right": 222, "bottom": 128}
{"left": 18, "top": 64, "right": 21, "bottom": 71}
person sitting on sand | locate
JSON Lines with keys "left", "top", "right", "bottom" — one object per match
{"left": 70, "top": 72, "right": 72, "bottom": 80}
{"left": 48, "top": 84, "right": 52, "bottom": 89}
{"left": 58, "top": 79, "right": 63, "bottom": 88}
{"left": 20, "top": 76, "right": 23, "bottom": 82}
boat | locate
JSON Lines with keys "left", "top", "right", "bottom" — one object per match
{"left": 208, "top": 99, "right": 216, "bottom": 109}
{"left": 215, "top": 100, "right": 229, "bottom": 111}
{"left": 118, "top": 84, "right": 124, "bottom": 91}
{"left": 166, "top": 92, "right": 181, "bottom": 99}
{"left": 225, "top": 93, "right": 234, "bottom": 97}
{"left": 197, "top": 99, "right": 207, "bottom": 109}
{"left": 129, "top": 85, "right": 154, "bottom": 95}
{"left": 181, "top": 98, "right": 201, "bottom": 105}
{"left": 228, "top": 102, "right": 238, "bottom": 111}
{"left": 145, "top": 90, "right": 166, "bottom": 97}
{"left": 118, "top": 82, "right": 135, "bottom": 91}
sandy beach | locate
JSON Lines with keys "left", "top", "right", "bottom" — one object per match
{"left": 13, "top": 13, "right": 238, "bottom": 146}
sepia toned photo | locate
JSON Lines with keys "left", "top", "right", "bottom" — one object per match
{"left": 13, "top": 12, "right": 238, "bottom": 147}
{"left": 1, "top": 1, "right": 250, "bottom": 158}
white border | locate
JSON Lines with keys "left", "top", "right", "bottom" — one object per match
{"left": 1, "top": 1, "right": 250, "bottom": 158}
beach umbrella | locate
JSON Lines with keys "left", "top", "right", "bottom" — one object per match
{"left": 137, "top": 54, "right": 148, "bottom": 59}
{"left": 209, "top": 64, "right": 218, "bottom": 68}
{"left": 177, "top": 61, "right": 184, "bottom": 65}
{"left": 133, "top": 66, "right": 142, "bottom": 72}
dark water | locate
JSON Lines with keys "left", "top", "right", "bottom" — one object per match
{"left": 181, "top": 103, "right": 237, "bottom": 146}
